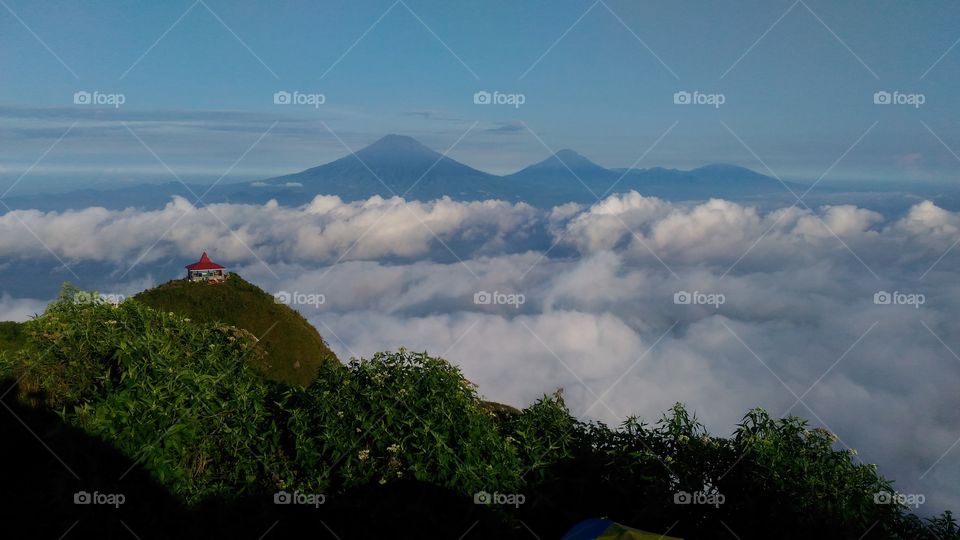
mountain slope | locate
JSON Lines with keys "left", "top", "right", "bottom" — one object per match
{"left": 510, "top": 149, "right": 615, "bottom": 179}
{"left": 619, "top": 163, "right": 809, "bottom": 200}
{"left": 505, "top": 151, "right": 803, "bottom": 205}
{"left": 134, "top": 274, "right": 338, "bottom": 386}
{"left": 262, "top": 134, "right": 508, "bottom": 201}
{"left": 505, "top": 149, "right": 620, "bottom": 205}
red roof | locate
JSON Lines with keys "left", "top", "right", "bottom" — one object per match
{"left": 186, "top": 252, "right": 225, "bottom": 271}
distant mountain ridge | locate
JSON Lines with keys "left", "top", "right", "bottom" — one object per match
{"left": 245, "top": 135, "right": 814, "bottom": 208}
{"left": 1, "top": 134, "right": 809, "bottom": 211}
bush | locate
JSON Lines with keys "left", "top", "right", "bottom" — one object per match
{"left": 0, "top": 320, "right": 26, "bottom": 353}
{"left": 279, "top": 349, "right": 522, "bottom": 495}
{"left": 502, "top": 390, "right": 576, "bottom": 483}
{"left": 1, "top": 285, "right": 287, "bottom": 503}
{"left": 715, "top": 409, "right": 895, "bottom": 537}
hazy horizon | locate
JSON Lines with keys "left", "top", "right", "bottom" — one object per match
{"left": 3, "top": 0, "right": 960, "bottom": 189}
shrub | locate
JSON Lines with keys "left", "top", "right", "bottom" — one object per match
{"left": 1, "top": 285, "right": 287, "bottom": 503}
{"left": 279, "top": 349, "right": 522, "bottom": 495}
{"left": 502, "top": 390, "right": 576, "bottom": 483}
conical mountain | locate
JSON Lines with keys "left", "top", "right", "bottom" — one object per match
{"left": 505, "top": 149, "right": 619, "bottom": 205}
{"left": 510, "top": 149, "right": 616, "bottom": 179}
{"left": 264, "top": 134, "right": 503, "bottom": 201}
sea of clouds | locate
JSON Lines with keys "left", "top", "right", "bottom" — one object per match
{"left": 1, "top": 191, "right": 958, "bottom": 512}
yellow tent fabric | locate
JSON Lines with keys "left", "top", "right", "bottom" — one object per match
{"left": 561, "top": 518, "right": 684, "bottom": 540}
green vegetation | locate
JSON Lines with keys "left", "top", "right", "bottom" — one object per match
{"left": 279, "top": 351, "right": 523, "bottom": 498}
{"left": 0, "top": 285, "right": 956, "bottom": 539}
{"left": 1, "top": 285, "right": 281, "bottom": 502}
{"left": 134, "top": 274, "right": 338, "bottom": 386}
{"left": 0, "top": 320, "right": 26, "bottom": 353}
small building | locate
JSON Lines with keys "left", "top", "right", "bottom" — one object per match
{"left": 185, "top": 252, "right": 228, "bottom": 282}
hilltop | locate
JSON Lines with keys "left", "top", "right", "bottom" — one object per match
{"left": 134, "top": 274, "right": 338, "bottom": 386}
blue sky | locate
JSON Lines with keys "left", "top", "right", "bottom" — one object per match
{"left": 2, "top": 0, "right": 959, "bottom": 190}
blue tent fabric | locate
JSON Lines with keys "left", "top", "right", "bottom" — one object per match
{"left": 562, "top": 518, "right": 615, "bottom": 539}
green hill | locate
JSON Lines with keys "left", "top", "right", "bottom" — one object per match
{"left": 134, "top": 274, "right": 338, "bottom": 385}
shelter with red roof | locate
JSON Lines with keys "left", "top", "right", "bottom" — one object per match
{"left": 185, "top": 252, "right": 228, "bottom": 283}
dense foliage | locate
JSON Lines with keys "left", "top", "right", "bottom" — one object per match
{"left": 2, "top": 285, "right": 284, "bottom": 502}
{"left": 279, "top": 351, "right": 522, "bottom": 496}
{"left": 0, "top": 320, "right": 26, "bottom": 353}
{"left": 1, "top": 285, "right": 956, "bottom": 539}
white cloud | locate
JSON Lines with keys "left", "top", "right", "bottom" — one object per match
{"left": 0, "top": 194, "right": 539, "bottom": 265}
{"left": 0, "top": 294, "right": 48, "bottom": 322}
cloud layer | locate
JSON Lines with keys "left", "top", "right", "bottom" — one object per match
{"left": 2, "top": 192, "right": 959, "bottom": 512}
